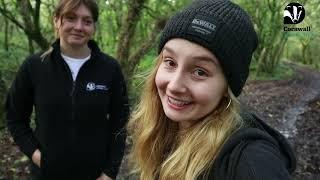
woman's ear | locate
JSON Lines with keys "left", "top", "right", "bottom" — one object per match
{"left": 53, "top": 16, "right": 60, "bottom": 29}
{"left": 53, "top": 16, "right": 61, "bottom": 38}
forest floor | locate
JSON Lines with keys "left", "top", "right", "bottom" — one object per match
{"left": 0, "top": 62, "right": 319, "bottom": 180}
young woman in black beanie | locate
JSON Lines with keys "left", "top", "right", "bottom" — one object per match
{"left": 127, "top": 0, "right": 296, "bottom": 179}
{"left": 5, "top": 0, "right": 129, "bottom": 179}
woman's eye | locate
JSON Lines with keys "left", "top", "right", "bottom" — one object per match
{"left": 193, "top": 69, "right": 208, "bottom": 77}
{"left": 65, "top": 16, "right": 76, "bottom": 21}
{"left": 164, "top": 59, "right": 176, "bottom": 67}
{"left": 84, "top": 19, "right": 93, "bottom": 25}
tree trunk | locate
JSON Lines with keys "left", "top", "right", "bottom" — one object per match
{"left": 28, "top": 37, "right": 34, "bottom": 54}
{"left": 18, "top": 0, "right": 49, "bottom": 49}
{"left": 0, "top": 0, "right": 49, "bottom": 50}
{"left": 116, "top": 0, "right": 148, "bottom": 80}
{"left": 125, "top": 18, "right": 167, "bottom": 81}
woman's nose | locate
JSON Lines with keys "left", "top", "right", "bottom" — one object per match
{"left": 74, "top": 20, "right": 84, "bottom": 30}
{"left": 167, "top": 71, "right": 187, "bottom": 94}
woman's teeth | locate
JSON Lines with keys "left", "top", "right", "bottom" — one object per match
{"left": 168, "top": 97, "right": 191, "bottom": 106}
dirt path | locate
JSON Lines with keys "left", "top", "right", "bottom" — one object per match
{"left": 239, "top": 62, "right": 320, "bottom": 180}
{"left": 0, "top": 62, "right": 319, "bottom": 180}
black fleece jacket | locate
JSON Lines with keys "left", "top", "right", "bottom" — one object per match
{"left": 204, "top": 111, "right": 296, "bottom": 180}
{"left": 5, "top": 40, "right": 129, "bottom": 179}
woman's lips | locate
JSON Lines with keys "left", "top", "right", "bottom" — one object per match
{"left": 167, "top": 96, "right": 192, "bottom": 110}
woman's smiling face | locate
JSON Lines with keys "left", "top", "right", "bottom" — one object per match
{"left": 54, "top": 3, "right": 95, "bottom": 49}
{"left": 155, "top": 38, "right": 228, "bottom": 129}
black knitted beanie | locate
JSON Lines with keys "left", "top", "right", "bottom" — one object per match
{"left": 158, "top": 0, "right": 258, "bottom": 97}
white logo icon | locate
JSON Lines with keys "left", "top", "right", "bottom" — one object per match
{"left": 86, "top": 82, "right": 96, "bottom": 91}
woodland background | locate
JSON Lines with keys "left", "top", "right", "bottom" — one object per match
{"left": 0, "top": 0, "right": 319, "bottom": 179}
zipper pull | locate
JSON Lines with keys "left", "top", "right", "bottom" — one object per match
{"left": 70, "top": 81, "right": 76, "bottom": 96}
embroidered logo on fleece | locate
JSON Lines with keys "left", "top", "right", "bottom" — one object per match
{"left": 86, "top": 82, "right": 108, "bottom": 91}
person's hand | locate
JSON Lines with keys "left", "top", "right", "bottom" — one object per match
{"left": 31, "top": 149, "right": 41, "bottom": 167}
{"left": 96, "top": 173, "right": 113, "bottom": 180}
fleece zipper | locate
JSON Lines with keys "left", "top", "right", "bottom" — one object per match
{"left": 60, "top": 57, "right": 78, "bottom": 144}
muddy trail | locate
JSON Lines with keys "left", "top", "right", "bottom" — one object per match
{"left": 239, "top": 62, "right": 320, "bottom": 180}
{"left": 0, "top": 62, "right": 319, "bottom": 180}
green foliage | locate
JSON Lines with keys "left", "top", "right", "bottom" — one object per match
{"left": 235, "top": 0, "right": 319, "bottom": 75}
{"left": 0, "top": 47, "right": 29, "bottom": 129}
{"left": 96, "top": 0, "right": 191, "bottom": 57}
{"left": 284, "top": 31, "right": 320, "bottom": 70}
{"left": 128, "top": 52, "right": 156, "bottom": 105}
{"left": 236, "top": 0, "right": 287, "bottom": 74}
{"left": 282, "top": 0, "right": 320, "bottom": 70}
{"left": 249, "top": 61, "right": 294, "bottom": 81}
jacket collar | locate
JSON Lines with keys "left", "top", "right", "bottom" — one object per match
{"left": 51, "top": 39, "right": 101, "bottom": 57}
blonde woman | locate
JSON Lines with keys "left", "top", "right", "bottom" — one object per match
{"left": 127, "top": 0, "right": 296, "bottom": 179}
{"left": 5, "top": 0, "right": 128, "bottom": 179}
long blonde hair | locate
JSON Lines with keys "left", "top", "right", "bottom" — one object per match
{"left": 127, "top": 55, "right": 243, "bottom": 180}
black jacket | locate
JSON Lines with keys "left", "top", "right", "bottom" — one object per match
{"left": 205, "top": 111, "right": 296, "bottom": 180}
{"left": 5, "top": 40, "right": 129, "bottom": 179}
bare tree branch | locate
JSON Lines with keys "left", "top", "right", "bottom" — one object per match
{"left": 0, "top": 3, "right": 24, "bottom": 29}
{"left": 128, "top": 17, "right": 167, "bottom": 70}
